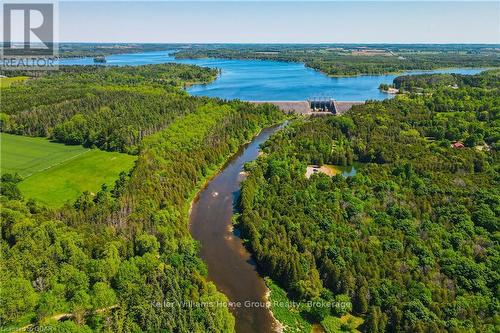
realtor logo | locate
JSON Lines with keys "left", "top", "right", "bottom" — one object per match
{"left": 2, "top": 1, "right": 58, "bottom": 69}
{"left": 3, "top": 3, "right": 54, "bottom": 55}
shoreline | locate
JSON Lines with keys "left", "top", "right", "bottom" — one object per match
{"left": 185, "top": 120, "right": 286, "bottom": 222}
{"left": 174, "top": 52, "right": 492, "bottom": 78}
{"left": 265, "top": 288, "right": 286, "bottom": 333}
{"left": 187, "top": 121, "right": 287, "bottom": 333}
{"left": 59, "top": 49, "right": 492, "bottom": 79}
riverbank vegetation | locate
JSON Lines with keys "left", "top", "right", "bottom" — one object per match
{"left": 238, "top": 70, "right": 499, "bottom": 332}
{"left": 1, "top": 64, "right": 285, "bottom": 331}
{"left": 174, "top": 44, "right": 500, "bottom": 77}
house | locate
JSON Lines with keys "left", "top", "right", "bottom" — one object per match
{"left": 451, "top": 141, "right": 465, "bottom": 149}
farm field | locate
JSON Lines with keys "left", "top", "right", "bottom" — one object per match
{"left": 1, "top": 133, "right": 136, "bottom": 207}
{"left": 1, "top": 133, "right": 89, "bottom": 177}
{"left": 0, "top": 76, "right": 28, "bottom": 88}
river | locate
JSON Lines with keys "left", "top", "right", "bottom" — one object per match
{"left": 59, "top": 50, "right": 484, "bottom": 101}
{"left": 61, "top": 51, "right": 484, "bottom": 332}
{"left": 189, "top": 125, "right": 284, "bottom": 333}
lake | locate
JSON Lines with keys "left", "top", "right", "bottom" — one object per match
{"left": 59, "top": 51, "right": 484, "bottom": 101}
{"left": 59, "top": 50, "right": 485, "bottom": 332}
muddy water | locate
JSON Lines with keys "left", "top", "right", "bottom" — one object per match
{"left": 189, "top": 125, "right": 283, "bottom": 333}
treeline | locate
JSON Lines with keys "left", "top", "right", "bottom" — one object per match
{"left": 174, "top": 46, "right": 500, "bottom": 77}
{"left": 0, "top": 64, "right": 217, "bottom": 94}
{"left": 238, "top": 72, "right": 499, "bottom": 332}
{"left": 1, "top": 102, "right": 284, "bottom": 332}
{"left": 393, "top": 69, "right": 500, "bottom": 91}
{"left": 1, "top": 65, "right": 218, "bottom": 153}
{"left": 57, "top": 43, "right": 177, "bottom": 58}
{"left": 1, "top": 64, "right": 285, "bottom": 332}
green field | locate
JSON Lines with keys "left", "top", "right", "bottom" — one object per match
{"left": 0, "top": 76, "right": 28, "bottom": 88}
{"left": 1, "top": 133, "right": 136, "bottom": 207}
{"left": 1, "top": 133, "right": 89, "bottom": 177}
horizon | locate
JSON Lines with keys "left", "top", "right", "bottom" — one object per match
{"left": 3, "top": 1, "right": 498, "bottom": 44}
{"left": 51, "top": 42, "right": 500, "bottom": 45}
{"left": 2, "top": 2, "right": 499, "bottom": 333}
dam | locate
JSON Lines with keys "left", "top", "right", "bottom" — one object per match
{"left": 250, "top": 100, "right": 365, "bottom": 115}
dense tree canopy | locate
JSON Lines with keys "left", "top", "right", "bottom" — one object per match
{"left": 393, "top": 69, "right": 500, "bottom": 92}
{"left": 238, "top": 70, "right": 499, "bottom": 332}
{"left": 0, "top": 64, "right": 284, "bottom": 332}
{"left": 0, "top": 65, "right": 218, "bottom": 153}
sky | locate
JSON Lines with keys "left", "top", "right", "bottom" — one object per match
{"left": 6, "top": 1, "right": 500, "bottom": 43}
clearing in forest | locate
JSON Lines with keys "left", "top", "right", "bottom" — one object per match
{"left": 1, "top": 133, "right": 136, "bottom": 207}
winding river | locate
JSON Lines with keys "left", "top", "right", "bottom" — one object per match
{"left": 62, "top": 51, "right": 485, "bottom": 332}
{"left": 189, "top": 125, "right": 283, "bottom": 333}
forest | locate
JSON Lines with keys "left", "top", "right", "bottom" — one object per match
{"left": 0, "top": 64, "right": 218, "bottom": 153}
{"left": 238, "top": 70, "right": 499, "bottom": 332}
{"left": 0, "top": 64, "right": 285, "bottom": 332}
{"left": 56, "top": 43, "right": 183, "bottom": 58}
{"left": 1, "top": 47, "right": 498, "bottom": 332}
{"left": 174, "top": 45, "right": 500, "bottom": 77}
{"left": 393, "top": 70, "right": 500, "bottom": 92}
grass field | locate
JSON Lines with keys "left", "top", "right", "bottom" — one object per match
{"left": 1, "top": 133, "right": 136, "bottom": 207}
{"left": 0, "top": 76, "right": 29, "bottom": 88}
{"left": 1, "top": 133, "right": 89, "bottom": 177}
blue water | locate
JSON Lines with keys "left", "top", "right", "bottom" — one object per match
{"left": 341, "top": 165, "right": 357, "bottom": 178}
{"left": 59, "top": 50, "right": 485, "bottom": 101}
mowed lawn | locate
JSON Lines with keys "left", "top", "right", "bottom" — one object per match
{"left": 1, "top": 133, "right": 136, "bottom": 207}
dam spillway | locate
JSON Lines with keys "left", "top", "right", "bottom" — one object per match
{"left": 250, "top": 100, "right": 365, "bottom": 115}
